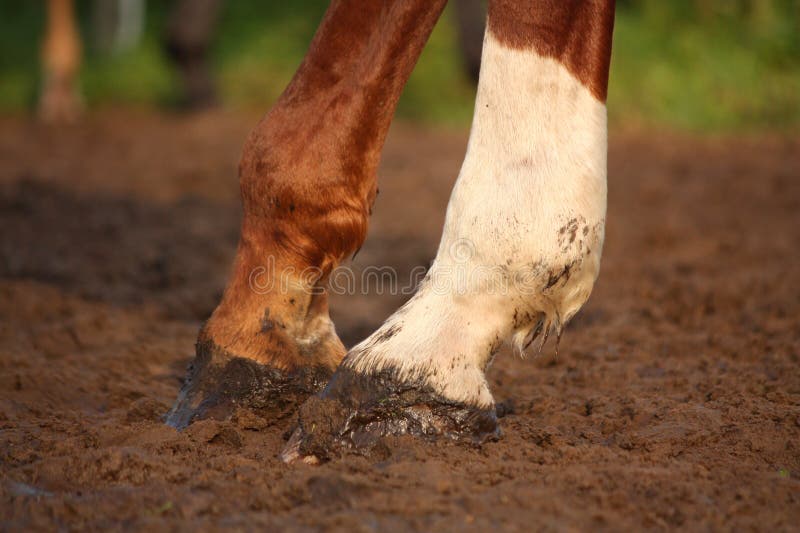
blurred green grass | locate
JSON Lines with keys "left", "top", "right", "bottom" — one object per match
{"left": 610, "top": 0, "right": 800, "bottom": 132}
{"left": 1, "top": 0, "right": 798, "bottom": 132}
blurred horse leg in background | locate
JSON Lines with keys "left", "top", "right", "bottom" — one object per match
{"left": 453, "top": 0, "right": 486, "bottom": 84}
{"left": 92, "top": 0, "right": 146, "bottom": 55}
{"left": 39, "top": 0, "right": 82, "bottom": 123}
{"left": 40, "top": 0, "right": 223, "bottom": 120}
{"left": 38, "top": 0, "right": 483, "bottom": 121}
{"left": 164, "top": 0, "right": 224, "bottom": 110}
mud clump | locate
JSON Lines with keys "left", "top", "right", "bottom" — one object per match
{"left": 287, "top": 367, "right": 499, "bottom": 462}
{"left": 292, "top": 396, "right": 353, "bottom": 460}
{"left": 166, "top": 336, "right": 332, "bottom": 429}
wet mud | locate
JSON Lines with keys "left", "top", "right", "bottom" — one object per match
{"left": 166, "top": 336, "right": 331, "bottom": 430}
{"left": 286, "top": 366, "right": 500, "bottom": 463}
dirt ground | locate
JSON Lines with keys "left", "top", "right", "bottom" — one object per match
{"left": 0, "top": 110, "right": 798, "bottom": 531}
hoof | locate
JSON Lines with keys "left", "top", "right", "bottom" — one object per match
{"left": 280, "top": 367, "right": 500, "bottom": 463}
{"left": 165, "top": 338, "right": 331, "bottom": 430}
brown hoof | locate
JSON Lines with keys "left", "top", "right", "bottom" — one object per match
{"left": 280, "top": 366, "right": 500, "bottom": 463}
{"left": 165, "top": 338, "right": 331, "bottom": 430}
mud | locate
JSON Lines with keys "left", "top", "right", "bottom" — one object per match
{"left": 1, "top": 111, "right": 799, "bottom": 530}
{"left": 286, "top": 366, "right": 500, "bottom": 463}
{"left": 165, "top": 336, "right": 331, "bottom": 430}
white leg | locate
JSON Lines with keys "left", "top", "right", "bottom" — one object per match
{"left": 346, "top": 31, "right": 607, "bottom": 408}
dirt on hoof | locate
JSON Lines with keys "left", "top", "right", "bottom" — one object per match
{"left": 0, "top": 111, "right": 798, "bottom": 530}
{"left": 165, "top": 336, "right": 331, "bottom": 429}
{"left": 283, "top": 367, "right": 499, "bottom": 463}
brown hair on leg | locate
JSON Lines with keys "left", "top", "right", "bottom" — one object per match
{"left": 487, "top": 0, "right": 615, "bottom": 101}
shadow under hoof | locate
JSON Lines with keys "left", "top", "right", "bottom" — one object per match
{"left": 165, "top": 338, "right": 332, "bottom": 430}
{"left": 282, "top": 367, "right": 500, "bottom": 463}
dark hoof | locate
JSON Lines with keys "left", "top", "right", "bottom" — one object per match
{"left": 281, "top": 367, "right": 500, "bottom": 463}
{"left": 165, "top": 338, "right": 331, "bottom": 430}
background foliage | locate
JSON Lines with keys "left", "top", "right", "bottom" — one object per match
{"left": 1, "top": 0, "right": 798, "bottom": 131}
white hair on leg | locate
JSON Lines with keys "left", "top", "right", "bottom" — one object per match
{"left": 344, "top": 31, "right": 608, "bottom": 409}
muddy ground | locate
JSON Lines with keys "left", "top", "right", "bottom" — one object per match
{"left": 0, "top": 111, "right": 798, "bottom": 531}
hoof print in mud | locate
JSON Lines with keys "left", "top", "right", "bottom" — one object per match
{"left": 281, "top": 367, "right": 500, "bottom": 463}
{"left": 165, "top": 337, "right": 331, "bottom": 430}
